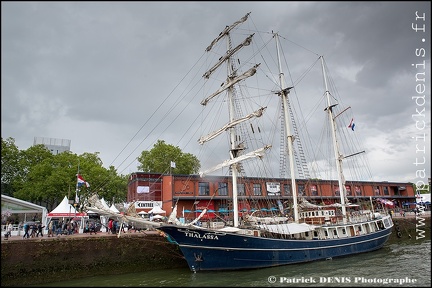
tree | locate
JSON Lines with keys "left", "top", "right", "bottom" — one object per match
{"left": 11, "top": 144, "right": 54, "bottom": 203}
{"left": 60, "top": 153, "right": 127, "bottom": 211}
{"left": 414, "top": 182, "right": 430, "bottom": 194}
{"left": 137, "top": 140, "right": 200, "bottom": 174}
{"left": 76, "top": 162, "right": 128, "bottom": 210}
{"left": 1, "top": 137, "right": 21, "bottom": 196}
{"left": 1, "top": 137, "right": 128, "bottom": 211}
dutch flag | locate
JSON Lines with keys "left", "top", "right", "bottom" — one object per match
{"left": 348, "top": 118, "right": 355, "bottom": 131}
{"left": 77, "top": 174, "right": 90, "bottom": 188}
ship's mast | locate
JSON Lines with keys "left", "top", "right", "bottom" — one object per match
{"left": 226, "top": 36, "right": 240, "bottom": 228}
{"left": 199, "top": 12, "right": 267, "bottom": 228}
{"left": 275, "top": 33, "right": 299, "bottom": 223}
{"left": 321, "top": 56, "right": 347, "bottom": 223}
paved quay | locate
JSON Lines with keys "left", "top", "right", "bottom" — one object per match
{"left": 3, "top": 229, "right": 161, "bottom": 242}
{"left": 391, "top": 210, "right": 430, "bottom": 219}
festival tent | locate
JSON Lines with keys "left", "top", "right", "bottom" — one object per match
{"left": 110, "top": 204, "right": 120, "bottom": 213}
{"left": 1, "top": 194, "right": 48, "bottom": 235}
{"left": 96, "top": 197, "right": 114, "bottom": 232}
{"left": 416, "top": 193, "right": 431, "bottom": 204}
{"left": 148, "top": 205, "right": 166, "bottom": 214}
{"left": 416, "top": 193, "right": 431, "bottom": 210}
{"left": 46, "top": 196, "right": 88, "bottom": 233}
{"left": 100, "top": 198, "right": 111, "bottom": 210}
{"left": 48, "top": 196, "right": 86, "bottom": 217}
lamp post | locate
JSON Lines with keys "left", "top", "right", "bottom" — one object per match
{"left": 73, "top": 202, "right": 78, "bottom": 234}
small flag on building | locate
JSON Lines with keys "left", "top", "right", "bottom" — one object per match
{"left": 348, "top": 118, "right": 355, "bottom": 131}
{"left": 170, "top": 161, "right": 176, "bottom": 168}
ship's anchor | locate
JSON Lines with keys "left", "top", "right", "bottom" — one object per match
{"left": 194, "top": 253, "right": 203, "bottom": 262}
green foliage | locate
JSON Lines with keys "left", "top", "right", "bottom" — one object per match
{"left": 1, "top": 137, "right": 127, "bottom": 211}
{"left": 137, "top": 140, "right": 200, "bottom": 174}
{"left": 1, "top": 137, "right": 200, "bottom": 210}
{"left": 414, "top": 182, "right": 430, "bottom": 194}
{"left": 1, "top": 137, "right": 21, "bottom": 195}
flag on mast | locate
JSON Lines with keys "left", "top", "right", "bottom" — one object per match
{"left": 348, "top": 118, "right": 355, "bottom": 131}
{"left": 170, "top": 161, "right": 176, "bottom": 168}
{"left": 77, "top": 174, "right": 90, "bottom": 188}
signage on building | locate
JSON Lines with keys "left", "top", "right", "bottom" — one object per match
{"left": 266, "top": 182, "right": 280, "bottom": 196}
{"left": 174, "top": 191, "right": 193, "bottom": 195}
{"left": 135, "top": 201, "right": 162, "bottom": 209}
{"left": 137, "top": 186, "right": 150, "bottom": 193}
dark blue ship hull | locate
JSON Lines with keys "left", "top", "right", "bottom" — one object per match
{"left": 157, "top": 225, "right": 392, "bottom": 272}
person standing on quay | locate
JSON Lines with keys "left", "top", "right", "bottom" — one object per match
{"left": 56, "top": 220, "right": 63, "bottom": 236}
{"left": 30, "top": 223, "right": 37, "bottom": 238}
{"left": 23, "top": 222, "right": 30, "bottom": 239}
{"left": 47, "top": 221, "right": 54, "bottom": 237}
{"left": 4, "top": 221, "right": 12, "bottom": 239}
{"left": 108, "top": 219, "right": 113, "bottom": 234}
{"left": 8, "top": 222, "right": 13, "bottom": 236}
{"left": 36, "top": 222, "right": 44, "bottom": 237}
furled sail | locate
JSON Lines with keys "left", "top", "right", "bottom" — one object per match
{"left": 198, "top": 107, "right": 266, "bottom": 144}
{"left": 167, "top": 204, "right": 183, "bottom": 225}
{"left": 168, "top": 204, "right": 208, "bottom": 227}
{"left": 205, "top": 12, "right": 251, "bottom": 52}
{"left": 199, "top": 145, "right": 271, "bottom": 177}
{"left": 187, "top": 208, "right": 208, "bottom": 226}
{"left": 203, "top": 34, "right": 254, "bottom": 79}
{"left": 125, "top": 201, "right": 139, "bottom": 217}
{"left": 201, "top": 64, "right": 260, "bottom": 106}
{"left": 86, "top": 195, "right": 161, "bottom": 228}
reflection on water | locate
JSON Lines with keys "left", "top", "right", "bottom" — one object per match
{"left": 34, "top": 239, "right": 431, "bottom": 287}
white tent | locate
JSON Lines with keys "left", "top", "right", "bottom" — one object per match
{"left": 100, "top": 198, "right": 111, "bottom": 210}
{"left": 1, "top": 194, "right": 48, "bottom": 236}
{"left": 48, "top": 196, "right": 86, "bottom": 217}
{"left": 97, "top": 198, "right": 113, "bottom": 232}
{"left": 110, "top": 204, "right": 120, "bottom": 213}
{"left": 46, "top": 196, "right": 88, "bottom": 233}
{"left": 148, "top": 205, "right": 166, "bottom": 214}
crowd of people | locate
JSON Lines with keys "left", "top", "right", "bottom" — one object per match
{"left": 17, "top": 221, "right": 46, "bottom": 239}
{"left": 2, "top": 219, "right": 81, "bottom": 240}
{"left": 3, "top": 215, "right": 158, "bottom": 240}
{"left": 21, "top": 219, "right": 81, "bottom": 238}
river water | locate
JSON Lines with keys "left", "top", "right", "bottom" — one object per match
{"left": 36, "top": 237, "right": 430, "bottom": 287}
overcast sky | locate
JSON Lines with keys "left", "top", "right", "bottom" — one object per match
{"left": 2, "top": 2, "right": 430, "bottom": 184}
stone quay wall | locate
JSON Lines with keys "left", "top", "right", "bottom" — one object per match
{"left": 1, "top": 233, "right": 188, "bottom": 287}
{"left": 1, "top": 215, "right": 430, "bottom": 287}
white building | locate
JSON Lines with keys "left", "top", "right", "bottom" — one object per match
{"left": 33, "top": 137, "right": 71, "bottom": 155}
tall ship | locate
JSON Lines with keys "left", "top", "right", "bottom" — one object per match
{"left": 87, "top": 12, "right": 394, "bottom": 272}
{"left": 155, "top": 12, "right": 394, "bottom": 272}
